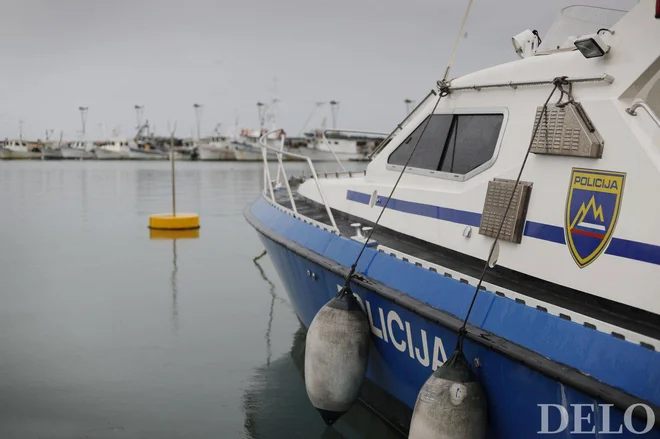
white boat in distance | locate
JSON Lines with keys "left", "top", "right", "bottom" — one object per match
{"left": 172, "top": 145, "right": 198, "bottom": 161}
{"left": 298, "top": 129, "right": 387, "bottom": 162}
{"left": 128, "top": 145, "right": 168, "bottom": 160}
{"left": 233, "top": 129, "right": 282, "bottom": 161}
{"left": 60, "top": 140, "right": 95, "bottom": 159}
{"left": 95, "top": 139, "right": 131, "bottom": 160}
{"left": 198, "top": 136, "right": 234, "bottom": 160}
{"left": 0, "top": 139, "right": 40, "bottom": 159}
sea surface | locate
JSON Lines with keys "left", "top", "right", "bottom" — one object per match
{"left": 0, "top": 160, "right": 402, "bottom": 439}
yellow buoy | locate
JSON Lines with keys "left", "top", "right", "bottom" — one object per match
{"left": 149, "top": 214, "right": 200, "bottom": 231}
{"left": 149, "top": 125, "right": 200, "bottom": 231}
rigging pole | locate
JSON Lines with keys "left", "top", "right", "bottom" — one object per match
{"left": 329, "top": 100, "right": 339, "bottom": 129}
{"left": 78, "top": 106, "right": 88, "bottom": 138}
{"left": 193, "top": 103, "right": 203, "bottom": 140}
{"left": 134, "top": 105, "right": 144, "bottom": 130}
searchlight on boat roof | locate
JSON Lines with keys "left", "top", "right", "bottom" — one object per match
{"left": 574, "top": 34, "right": 610, "bottom": 58}
{"left": 511, "top": 29, "right": 541, "bottom": 58}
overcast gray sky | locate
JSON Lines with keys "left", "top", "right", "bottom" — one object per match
{"left": 0, "top": 0, "right": 635, "bottom": 140}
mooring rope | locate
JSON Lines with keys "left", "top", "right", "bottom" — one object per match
{"left": 455, "top": 77, "right": 571, "bottom": 353}
{"left": 253, "top": 249, "right": 268, "bottom": 262}
{"left": 442, "top": 0, "right": 474, "bottom": 83}
{"left": 337, "top": 0, "right": 477, "bottom": 297}
{"left": 338, "top": 86, "right": 448, "bottom": 296}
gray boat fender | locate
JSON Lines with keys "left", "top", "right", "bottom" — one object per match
{"left": 304, "top": 287, "right": 371, "bottom": 426}
{"left": 409, "top": 350, "right": 487, "bottom": 439}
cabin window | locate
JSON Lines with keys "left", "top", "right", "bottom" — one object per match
{"left": 387, "top": 113, "right": 504, "bottom": 178}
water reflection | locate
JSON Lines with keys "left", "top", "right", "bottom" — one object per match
{"left": 243, "top": 325, "right": 404, "bottom": 439}
{"left": 0, "top": 161, "right": 389, "bottom": 439}
{"left": 149, "top": 229, "right": 200, "bottom": 333}
{"left": 253, "top": 250, "right": 286, "bottom": 367}
{"left": 244, "top": 239, "right": 403, "bottom": 438}
{"left": 171, "top": 239, "right": 179, "bottom": 333}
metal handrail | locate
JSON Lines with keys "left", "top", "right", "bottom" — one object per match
{"left": 259, "top": 129, "right": 340, "bottom": 234}
{"left": 446, "top": 73, "right": 615, "bottom": 92}
{"left": 321, "top": 169, "right": 367, "bottom": 179}
{"left": 321, "top": 128, "right": 389, "bottom": 172}
{"left": 323, "top": 129, "right": 389, "bottom": 137}
{"left": 626, "top": 100, "right": 660, "bottom": 129}
{"left": 259, "top": 129, "right": 295, "bottom": 213}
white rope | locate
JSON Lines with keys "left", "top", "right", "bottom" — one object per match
{"left": 442, "top": 0, "right": 475, "bottom": 82}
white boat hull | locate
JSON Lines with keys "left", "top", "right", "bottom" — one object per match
{"left": 0, "top": 148, "right": 40, "bottom": 160}
{"left": 198, "top": 145, "right": 234, "bottom": 160}
{"left": 128, "top": 148, "right": 168, "bottom": 160}
{"left": 95, "top": 148, "right": 129, "bottom": 160}
{"left": 173, "top": 151, "right": 194, "bottom": 161}
{"left": 60, "top": 148, "right": 95, "bottom": 159}
{"left": 233, "top": 142, "right": 279, "bottom": 161}
{"left": 43, "top": 149, "right": 63, "bottom": 160}
{"left": 233, "top": 148, "right": 263, "bottom": 161}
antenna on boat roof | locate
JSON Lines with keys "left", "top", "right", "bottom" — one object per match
{"left": 193, "top": 103, "right": 203, "bottom": 140}
{"left": 442, "top": 0, "right": 474, "bottom": 83}
{"left": 299, "top": 101, "right": 326, "bottom": 136}
{"left": 134, "top": 105, "right": 144, "bottom": 130}
{"left": 404, "top": 98, "right": 416, "bottom": 116}
{"left": 78, "top": 106, "right": 88, "bottom": 138}
{"left": 257, "top": 102, "right": 267, "bottom": 131}
{"left": 329, "top": 100, "right": 339, "bottom": 130}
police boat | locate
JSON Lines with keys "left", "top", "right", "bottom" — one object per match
{"left": 245, "top": 1, "right": 660, "bottom": 437}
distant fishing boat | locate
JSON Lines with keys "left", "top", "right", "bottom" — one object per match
{"left": 129, "top": 118, "right": 169, "bottom": 160}
{"left": 294, "top": 100, "right": 386, "bottom": 161}
{"left": 95, "top": 139, "right": 131, "bottom": 160}
{"left": 296, "top": 129, "right": 387, "bottom": 162}
{"left": 198, "top": 136, "right": 234, "bottom": 160}
{"left": 60, "top": 140, "right": 95, "bottom": 159}
{"left": 172, "top": 145, "right": 198, "bottom": 161}
{"left": 40, "top": 142, "right": 62, "bottom": 160}
{"left": 0, "top": 139, "right": 40, "bottom": 160}
{"left": 128, "top": 145, "right": 168, "bottom": 160}
{"left": 233, "top": 129, "right": 282, "bottom": 161}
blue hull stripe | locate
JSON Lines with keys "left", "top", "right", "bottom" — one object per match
{"left": 346, "top": 190, "right": 660, "bottom": 266}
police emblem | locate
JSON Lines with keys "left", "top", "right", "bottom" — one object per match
{"left": 565, "top": 168, "right": 626, "bottom": 268}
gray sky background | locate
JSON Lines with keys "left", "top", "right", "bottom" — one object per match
{"left": 0, "top": 0, "right": 635, "bottom": 140}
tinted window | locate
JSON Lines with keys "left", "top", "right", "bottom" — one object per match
{"left": 388, "top": 113, "right": 503, "bottom": 175}
{"left": 388, "top": 115, "right": 452, "bottom": 170}
{"left": 440, "top": 114, "right": 504, "bottom": 174}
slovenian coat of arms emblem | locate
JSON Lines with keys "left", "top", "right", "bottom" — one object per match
{"left": 565, "top": 168, "right": 626, "bottom": 268}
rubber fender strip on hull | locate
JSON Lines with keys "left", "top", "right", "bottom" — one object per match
{"left": 243, "top": 199, "right": 660, "bottom": 427}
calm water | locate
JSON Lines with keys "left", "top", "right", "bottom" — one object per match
{"left": 0, "top": 160, "right": 402, "bottom": 439}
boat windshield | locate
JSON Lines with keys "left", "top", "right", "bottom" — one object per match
{"left": 539, "top": 5, "right": 629, "bottom": 52}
